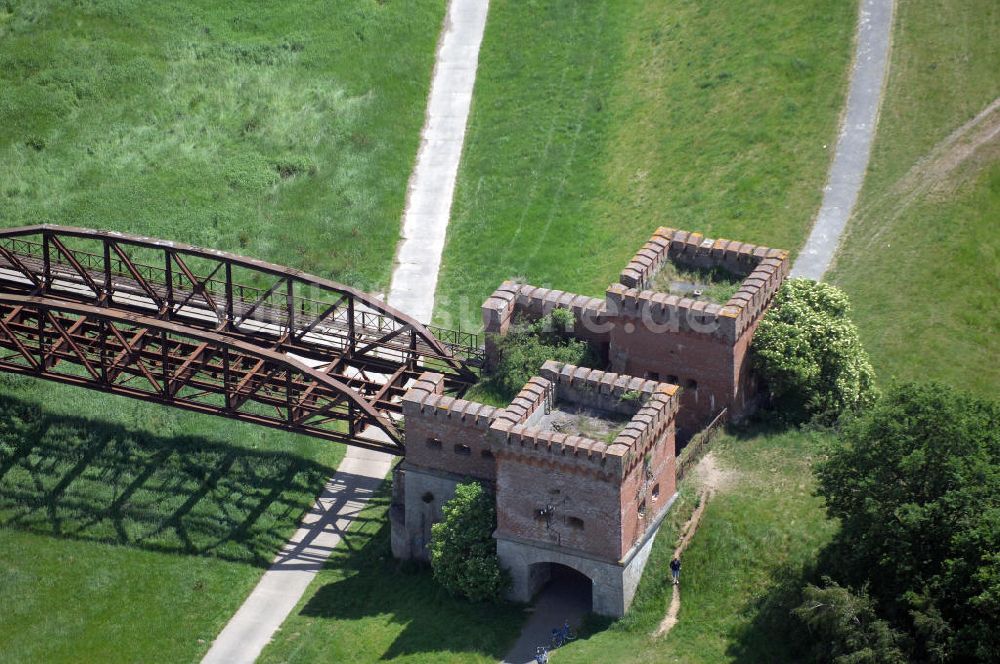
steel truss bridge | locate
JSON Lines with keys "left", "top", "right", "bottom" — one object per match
{"left": 0, "top": 225, "right": 481, "bottom": 454}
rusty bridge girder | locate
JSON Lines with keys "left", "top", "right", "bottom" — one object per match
{"left": 0, "top": 225, "right": 482, "bottom": 454}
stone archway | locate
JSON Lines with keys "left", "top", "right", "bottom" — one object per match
{"left": 497, "top": 539, "right": 628, "bottom": 616}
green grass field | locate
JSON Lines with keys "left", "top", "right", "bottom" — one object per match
{"left": 0, "top": 374, "right": 346, "bottom": 663}
{"left": 258, "top": 427, "right": 834, "bottom": 664}
{"left": 434, "top": 0, "right": 855, "bottom": 328}
{"left": 0, "top": 374, "right": 345, "bottom": 663}
{"left": 555, "top": 428, "right": 836, "bottom": 664}
{"left": 0, "top": 1, "right": 445, "bottom": 661}
{"left": 259, "top": 1, "right": 855, "bottom": 662}
{"left": 0, "top": 0, "right": 444, "bottom": 291}
{"left": 830, "top": 0, "right": 1000, "bottom": 397}
{"left": 262, "top": 1, "right": 998, "bottom": 662}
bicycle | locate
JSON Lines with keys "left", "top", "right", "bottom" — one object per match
{"left": 549, "top": 621, "right": 578, "bottom": 649}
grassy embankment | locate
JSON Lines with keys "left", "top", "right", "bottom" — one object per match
{"left": 433, "top": 0, "right": 855, "bottom": 329}
{"left": 262, "top": 0, "right": 854, "bottom": 662}
{"left": 830, "top": 0, "right": 1000, "bottom": 398}
{"left": 0, "top": 1, "right": 444, "bottom": 661}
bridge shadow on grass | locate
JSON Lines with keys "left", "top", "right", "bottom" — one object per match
{"left": 297, "top": 485, "right": 525, "bottom": 662}
{"left": 0, "top": 392, "right": 339, "bottom": 567}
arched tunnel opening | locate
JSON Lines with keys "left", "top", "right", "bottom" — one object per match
{"left": 530, "top": 562, "right": 593, "bottom": 616}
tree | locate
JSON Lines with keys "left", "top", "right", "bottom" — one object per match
{"left": 815, "top": 382, "right": 1000, "bottom": 661}
{"left": 490, "top": 308, "right": 598, "bottom": 398}
{"left": 793, "top": 580, "right": 907, "bottom": 664}
{"left": 429, "top": 482, "right": 509, "bottom": 602}
{"left": 752, "top": 278, "right": 877, "bottom": 423}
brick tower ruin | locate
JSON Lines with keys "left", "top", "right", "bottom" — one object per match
{"left": 483, "top": 227, "right": 790, "bottom": 439}
{"left": 390, "top": 228, "right": 789, "bottom": 617}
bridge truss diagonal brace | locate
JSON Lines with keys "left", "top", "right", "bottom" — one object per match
{"left": 0, "top": 293, "right": 405, "bottom": 454}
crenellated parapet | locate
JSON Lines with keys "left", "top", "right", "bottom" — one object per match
{"left": 401, "top": 372, "right": 498, "bottom": 430}
{"left": 488, "top": 362, "right": 677, "bottom": 481}
{"left": 537, "top": 361, "right": 678, "bottom": 476}
{"left": 479, "top": 227, "right": 789, "bottom": 432}
{"left": 605, "top": 282, "right": 728, "bottom": 338}
{"left": 396, "top": 363, "right": 680, "bottom": 605}
{"left": 619, "top": 226, "right": 784, "bottom": 286}
{"left": 401, "top": 372, "right": 499, "bottom": 480}
{"left": 612, "top": 227, "right": 790, "bottom": 342}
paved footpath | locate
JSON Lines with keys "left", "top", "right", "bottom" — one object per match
{"left": 201, "top": 447, "right": 393, "bottom": 664}
{"left": 502, "top": 577, "right": 590, "bottom": 664}
{"left": 202, "top": 1, "right": 489, "bottom": 662}
{"left": 391, "top": 0, "right": 489, "bottom": 323}
{"left": 792, "top": 0, "right": 894, "bottom": 280}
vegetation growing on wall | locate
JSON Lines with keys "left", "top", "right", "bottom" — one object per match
{"left": 482, "top": 308, "right": 599, "bottom": 401}
{"left": 650, "top": 260, "right": 743, "bottom": 305}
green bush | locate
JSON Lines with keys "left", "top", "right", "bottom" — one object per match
{"left": 429, "top": 482, "right": 509, "bottom": 602}
{"left": 751, "top": 278, "right": 877, "bottom": 423}
{"left": 816, "top": 382, "right": 1000, "bottom": 661}
{"left": 490, "top": 308, "right": 599, "bottom": 398}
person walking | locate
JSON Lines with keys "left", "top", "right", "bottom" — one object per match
{"left": 670, "top": 556, "right": 681, "bottom": 585}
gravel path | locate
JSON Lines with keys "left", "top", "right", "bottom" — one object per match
{"left": 792, "top": 0, "right": 895, "bottom": 280}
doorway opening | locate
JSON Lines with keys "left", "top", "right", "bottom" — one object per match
{"left": 528, "top": 562, "right": 593, "bottom": 613}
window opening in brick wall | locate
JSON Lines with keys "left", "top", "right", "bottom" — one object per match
{"left": 421, "top": 492, "right": 434, "bottom": 504}
{"left": 426, "top": 437, "right": 442, "bottom": 451}
{"left": 686, "top": 379, "right": 698, "bottom": 390}
{"left": 652, "top": 484, "right": 660, "bottom": 500}
{"left": 638, "top": 501, "right": 647, "bottom": 518}
{"left": 666, "top": 374, "right": 679, "bottom": 384}
{"left": 567, "top": 516, "right": 585, "bottom": 530}
{"left": 481, "top": 449, "right": 494, "bottom": 460}
{"left": 454, "top": 443, "right": 471, "bottom": 456}
{"left": 645, "top": 371, "right": 660, "bottom": 381}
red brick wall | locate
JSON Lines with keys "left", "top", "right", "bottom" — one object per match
{"left": 482, "top": 282, "right": 611, "bottom": 369}
{"left": 619, "top": 424, "right": 676, "bottom": 553}
{"left": 610, "top": 325, "right": 735, "bottom": 436}
{"left": 494, "top": 454, "right": 624, "bottom": 560}
{"left": 404, "top": 406, "right": 497, "bottom": 481}
{"left": 402, "top": 373, "right": 498, "bottom": 481}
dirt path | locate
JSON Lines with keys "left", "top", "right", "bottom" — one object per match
{"left": 861, "top": 96, "right": 1000, "bottom": 248}
{"left": 653, "top": 453, "right": 733, "bottom": 638}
